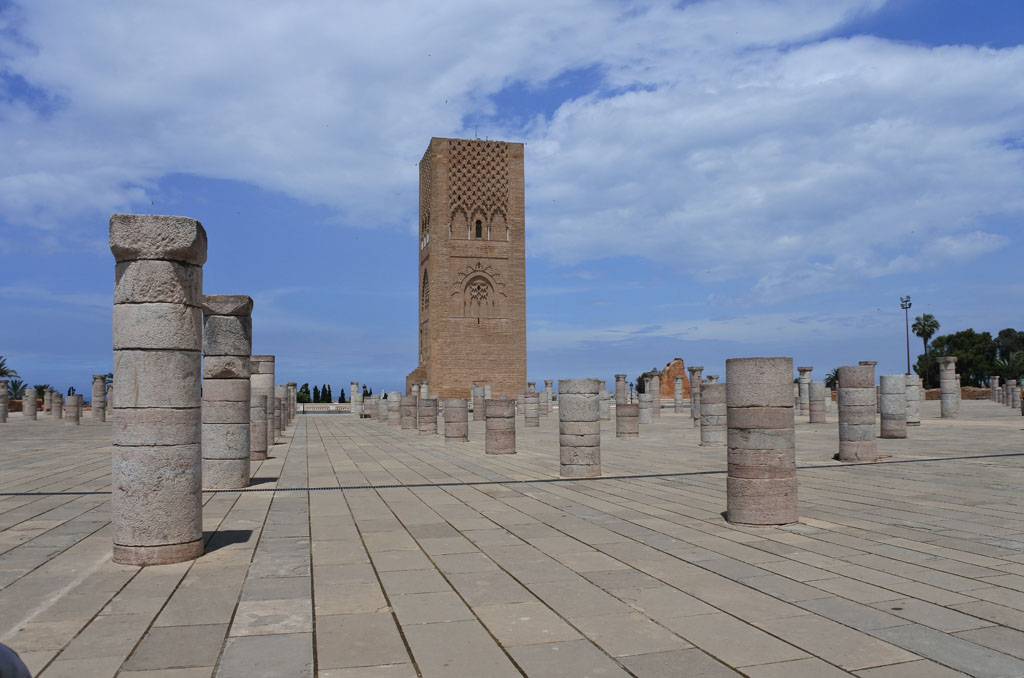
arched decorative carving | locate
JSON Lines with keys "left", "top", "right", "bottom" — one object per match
{"left": 463, "top": 276, "right": 494, "bottom": 318}
{"left": 450, "top": 261, "right": 508, "bottom": 318}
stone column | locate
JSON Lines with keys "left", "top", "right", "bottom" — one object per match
{"left": 377, "top": 395, "right": 389, "bottom": 421}
{"left": 472, "top": 385, "right": 486, "bottom": 421}
{"left": 725, "top": 357, "right": 797, "bottom": 526}
{"left": 250, "top": 395, "right": 268, "bottom": 461}
{"left": 65, "top": 394, "right": 82, "bottom": 425}
{"left": 365, "top": 394, "right": 378, "bottom": 420}
{"left": 23, "top": 387, "right": 37, "bottom": 420}
{"left": 559, "top": 378, "right": 600, "bottom": 478}
{"left": 485, "top": 398, "right": 516, "bottom": 454}
{"left": 418, "top": 382, "right": 427, "bottom": 400}
{"left": 53, "top": 393, "right": 63, "bottom": 419}
{"left": 599, "top": 391, "right": 611, "bottom": 420}
{"left": 250, "top": 355, "right": 275, "bottom": 451}
{"left": 0, "top": 379, "right": 7, "bottom": 423}
{"left": 351, "top": 381, "right": 363, "bottom": 416}
{"left": 808, "top": 381, "right": 826, "bottom": 423}
{"left": 201, "top": 295, "right": 252, "bottom": 490}
{"left": 857, "top": 361, "right": 878, "bottom": 414}
{"left": 542, "top": 379, "right": 553, "bottom": 415}
{"left": 110, "top": 212, "right": 205, "bottom": 565}
{"left": 273, "top": 388, "right": 282, "bottom": 442}
{"left": 674, "top": 376, "right": 684, "bottom": 413}
{"left": 1010, "top": 380, "right": 1021, "bottom": 409}
{"left": 614, "top": 374, "right": 627, "bottom": 406}
{"left": 637, "top": 393, "right": 654, "bottom": 424}
{"left": 400, "top": 395, "right": 417, "bottom": 429}
{"left": 107, "top": 383, "right": 114, "bottom": 410}
{"left": 387, "top": 391, "right": 401, "bottom": 426}
{"left": 1002, "top": 383, "right": 1009, "bottom": 404}
{"left": 523, "top": 392, "right": 540, "bottom": 427}
{"left": 689, "top": 366, "right": 703, "bottom": 427}
{"left": 528, "top": 381, "right": 536, "bottom": 393}
{"left": 707, "top": 375, "right": 719, "bottom": 383}
{"left": 990, "top": 376, "right": 1000, "bottom": 402}
{"left": 649, "top": 374, "right": 661, "bottom": 419}
{"left": 700, "top": 383, "right": 726, "bottom": 447}
{"left": 905, "top": 374, "right": 921, "bottom": 426}
{"left": 285, "top": 382, "right": 296, "bottom": 426}
{"left": 615, "top": 403, "right": 639, "bottom": 438}
{"left": 938, "top": 357, "right": 959, "bottom": 418}
{"left": 417, "top": 397, "right": 438, "bottom": 434}
{"left": 797, "top": 366, "right": 812, "bottom": 416}
{"left": 879, "top": 375, "right": 907, "bottom": 439}
{"left": 91, "top": 375, "right": 107, "bottom": 422}
{"left": 444, "top": 398, "right": 469, "bottom": 441}
{"left": 43, "top": 388, "right": 52, "bottom": 414}
{"left": 838, "top": 364, "right": 877, "bottom": 462}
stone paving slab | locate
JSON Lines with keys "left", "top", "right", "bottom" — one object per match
{"left": 1, "top": 400, "right": 1023, "bottom": 676}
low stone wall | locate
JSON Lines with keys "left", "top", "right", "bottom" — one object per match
{"left": 923, "top": 387, "right": 990, "bottom": 401}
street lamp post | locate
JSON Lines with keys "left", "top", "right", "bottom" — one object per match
{"left": 900, "top": 296, "right": 912, "bottom": 375}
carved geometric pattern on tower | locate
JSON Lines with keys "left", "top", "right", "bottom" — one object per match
{"left": 448, "top": 139, "right": 509, "bottom": 229}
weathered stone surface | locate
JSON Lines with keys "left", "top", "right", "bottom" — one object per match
{"left": 202, "top": 294, "right": 253, "bottom": 316}
{"left": 614, "top": 374, "right": 627, "bottom": 406}
{"left": 250, "top": 395, "right": 268, "bottom": 460}
{"left": 202, "top": 398, "right": 250, "bottom": 423}
{"left": 111, "top": 444, "right": 202, "bottom": 546}
{"left": 523, "top": 392, "right": 540, "bottom": 427}
{"left": 838, "top": 365, "right": 877, "bottom": 462}
{"left": 0, "top": 380, "right": 7, "bottom": 423}
{"left": 92, "top": 374, "right": 107, "bottom": 422}
{"left": 115, "top": 408, "right": 201, "bottom": 445}
{"left": 809, "top": 381, "right": 826, "bottom": 423}
{"left": 905, "top": 374, "right": 921, "bottom": 425}
{"left": 797, "top": 366, "right": 813, "bottom": 416}
{"left": 387, "top": 391, "right": 402, "bottom": 426}
{"left": 113, "top": 303, "right": 202, "bottom": 351}
{"left": 401, "top": 395, "right": 417, "bottom": 429}
{"left": 485, "top": 399, "right": 516, "bottom": 454}
{"left": 444, "top": 398, "right": 469, "bottom": 441}
{"left": 113, "top": 350, "right": 201, "bottom": 409}
{"left": 64, "top": 394, "right": 82, "bottom": 425}
{"left": 879, "top": 374, "right": 907, "bottom": 439}
{"left": 700, "top": 383, "right": 726, "bottom": 446}
{"left": 202, "top": 315, "right": 252, "bottom": 356}
{"left": 114, "top": 260, "right": 203, "bottom": 306}
{"left": 615, "top": 403, "right": 639, "bottom": 438}
{"left": 109, "top": 214, "right": 208, "bottom": 266}
{"left": 203, "top": 378, "right": 250, "bottom": 402}
{"left": 726, "top": 358, "right": 792, "bottom": 408}
{"left": 559, "top": 378, "right": 600, "bottom": 478}
{"left": 638, "top": 393, "right": 654, "bottom": 425}
{"left": 418, "top": 397, "right": 438, "bottom": 434}
{"left": 204, "top": 355, "right": 250, "bottom": 379}
{"left": 23, "top": 387, "right": 37, "bottom": 419}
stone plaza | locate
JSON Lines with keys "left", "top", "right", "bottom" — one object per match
{"left": 2, "top": 398, "right": 1024, "bottom": 677}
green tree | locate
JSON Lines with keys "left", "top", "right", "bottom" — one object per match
{"left": 635, "top": 368, "right": 661, "bottom": 394}
{"left": 297, "top": 383, "right": 311, "bottom": 403}
{"left": 993, "top": 352, "right": 1024, "bottom": 382}
{"left": 824, "top": 368, "right": 839, "bottom": 389}
{"left": 33, "top": 384, "right": 53, "bottom": 397}
{"left": 0, "top": 356, "right": 19, "bottom": 378}
{"left": 313, "top": 385, "right": 321, "bottom": 402}
{"left": 995, "top": 328, "right": 1024, "bottom": 360}
{"left": 912, "top": 314, "right": 940, "bottom": 356}
{"left": 338, "top": 388, "right": 346, "bottom": 403}
{"left": 913, "top": 328, "right": 995, "bottom": 388}
{"left": 326, "top": 385, "right": 333, "bottom": 402}
{"left": 7, "top": 379, "right": 26, "bottom": 398}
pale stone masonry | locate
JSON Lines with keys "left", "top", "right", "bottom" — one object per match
{"left": 42, "top": 388, "right": 51, "bottom": 414}
{"left": 542, "top": 379, "right": 553, "bottom": 415}
{"left": 726, "top": 357, "right": 797, "bottom": 525}
{"left": 991, "top": 375, "right": 1000, "bottom": 401}
{"left": 1010, "top": 379, "right": 1021, "bottom": 408}
{"left": 109, "top": 213, "right": 205, "bottom": 566}
{"left": 838, "top": 364, "right": 878, "bottom": 462}
{"left": 351, "top": 381, "right": 362, "bottom": 416}
{"left": 92, "top": 374, "right": 107, "bottom": 421}
{"left": 52, "top": 393, "right": 63, "bottom": 419}
{"left": 649, "top": 374, "right": 661, "bottom": 418}
{"left": 638, "top": 393, "right": 654, "bottom": 425}
{"left": 400, "top": 395, "right": 417, "bottom": 429}
{"left": 377, "top": 395, "right": 389, "bottom": 420}
{"left": 472, "top": 385, "right": 485, "bottom": 421}
{"left": 808, "top": 381, "right": 826, "bottom": 423}
{"left": 938, "top": 356, "right": 959, "bottom": 418}
{"left": 559, "top": 378, "right": 601, "bottom": 478}
{"left": 387, "top": 391, "right": 401, "bottom": 426}
{"left": 879, "top": 374, "right": 907, "bottom": 439}
{"left": 250, "top": 355, "right": 275, "bottom": 453}
{"left": 797, "top": 366, "right": 812, "bottom": 416}
{"left": 699, "top": 383, "right": 726, "bottom": 447}
{"left": 443, "top": 397, "right": 469, "bottom": 441}
{"left": 0, "top": 379, "right": 7, "bottom": 423}
{"left": 599, "top": 391, "right": 611, "bottom": 420}
{"left": 417, "top": 397, "right": 438, "bottom": 434}
{"left": 905, "top": 373, "right": 921, "bottom": 426}
{"left": 23, "top": 387, "right": 36, "bottom": 420}
{"left": 688, "top": 365, "right": 704, "bottom": 427}
{"left": 523, "top": 391, "right": 539, "bottom": 427}
{"left": 614, "top": 374, "right": 627, "bottom": 406}
{"left": 616, "top": 402, "right": 639, "bottom": 438}
{"left": 674, "top": 376, "right": 685, "bottom": 413}
{"left": 249, "top": 395, "right": 268, "bottom": 461}
{"left": 65, "top": 394, "right": 82, "bottom": 425}
{"left": 485, "top": 398, "right": 516, "bottom": 454}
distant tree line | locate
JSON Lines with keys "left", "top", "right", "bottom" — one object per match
{"left": 296, "top": 383, "right": 352, "bottom": 404}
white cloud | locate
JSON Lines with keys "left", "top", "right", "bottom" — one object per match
{"left": 0, "top": 0, "right": 1020, "bottom": 303}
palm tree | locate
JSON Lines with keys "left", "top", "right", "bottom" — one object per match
{"left": 33, "top": 384, "right": 53, "bottom": 397}
{"left": 7, "top": 379, "right": 26, "bottom": 399}
{"left": 0, "top": 356, "right": 18, "bottom": 378}
{"left": 994, "top": 352, "right": 1024, "bottom": 382}
{"left": 824, "top": 368, "right": 839, "bottom": 389}
{"left": 912, "top": 314, "right": 940, "bottom": 356}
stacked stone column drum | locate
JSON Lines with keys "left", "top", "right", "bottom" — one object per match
{"left": 351, "top": 381, "right": 362, "bottom": 416}
{"left": 287, "top": 382, "right": 297, "bottom": 426}
{"left": 599, "top": 391, "right": 612, "bottom": 420}
{"left": 400, "top": 395, "right": 417, "bottom": 429}
{"left": 201, "top": 295, "right": 253, "bottom": 490}
{"left": 689, "top": 366, "right": 703, "bottom": 427}
{"left": 43, "top": 389, "right": 52, "bottom": 414}
{"left": 699, "top": 383, "right": 726, "bottom": 447}
{"left": 387, "top": 391, "right": 401, "bottom": 426}
{"left": 523, "top": 392, "right": 540, "bottom": 427}
{"left": 92, "top": 374, "right": 107, "bottom": 421}
{"left": 649, "top": 375, "right": 661, "bottom": 418}
{"left": 797, "top": 367, "right": 812, "bottom": 416}
{"left": 837, "top": 365, "right": 877, "bottom": 462}
{"left": 990, "top": 376, "right": 1000, "bottom": 402}
{"left": 637, "top": 393, "right": 654, "bottom": 424}
{"left": 377, "top": 396, "right": 389, "bottom": 421}
{"left": 808, "top": 381, "right": 826, "bottom": 423}
{"left": 905, "top": 374, "right": 921, "bottom": 426}
{"left": 0, "top": 380, "right": 7, "bottom": 423}
{"left": 365, "top": 394, "right": 378, "bottom": 420}
{"left": 250, "top": 395, "right": 268, "bottom": 461}
{"left": 418, "top": 397, "right": 438, "bottom": 434}
{"left": 559, "top": 379, "right": 601, "bottom": 478}
{"left": 250, "top": 355, "right": 275, "bottom": 454}
{"left": 53, "top": 394, "right": 63, "bottom": 419}
{"left": 879, "top": 375, "right": 907, "bottom": 439}
{"left": 472, "top": 385, "right": 486, "bottom": 421}
{"left": 272, "top": 389, "right": 282, "bottom": 442}
{"left": 23, "top": 387, "right": 37, "bottom": 420}
{"left": 1010, "top": 380, "right": 1021, "bottom": 409}
{"left": 615, "top": 403, "right": 639, "bottom": 438}
{"left": 938, "top": 357, "right": 960, "bottom": 418}
{"left": 485, "top": 399, "right": 516, "bottom": 455}
{"left": 674, "top": 376, "right": 684, "bottom": 413}
{"left": 542, "top": 380, "right": 553, "bottom": 415}
{"left": 110, "top": 213, "right": 206, "bottom": 566}
{"left": 65, "top": 394, "right": 82, "bottom": 425}
{"left": 444, "top": 398, "right": 469, "bottom": 441}
{"left": 725, "top": 357, "right": 797, "bottom": 526}
{"left": 614, "top": 374, "right": 627, "bottom": 406}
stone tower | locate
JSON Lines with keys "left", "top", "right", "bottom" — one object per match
{"left": 406, "top": 137, "right": 526, "bottom": 399}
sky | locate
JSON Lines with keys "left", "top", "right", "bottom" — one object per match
{"left": 1, "top": 0, "right": 1022, "bottom": 398}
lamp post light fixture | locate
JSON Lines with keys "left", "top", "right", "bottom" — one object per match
{"left": 900, "top": 296, "right": 912, "bottom": 375}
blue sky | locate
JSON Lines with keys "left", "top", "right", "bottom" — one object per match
{"left": 1, "top": 0, "right": 1022, "bottom": 398}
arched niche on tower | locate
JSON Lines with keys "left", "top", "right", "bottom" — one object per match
{"left": 450, "top": 261, "right": 508, "bottom": 318}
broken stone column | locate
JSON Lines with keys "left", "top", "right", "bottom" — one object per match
{"left": 637, "top": 393, "right": 654, "bottom": 424}
{"left": 725, "top": 357, "right": 797, "bottom": 526}
{"left": 990, "top": 376, "right": 1000, "bottom": 402}
{"left": 400, "top": 395, "right": 417, "bottom": 429}
{"left": 417, "top": 397, "right": 438, "bottom": 434}
{"left": 649, "top": 375, "right": 661, "bottom": 419}
{"left": 377, "top": 395, "right": 388, "bottom": 421}
{"left": 485, "top": 398, "right": 516, "bottom": 455}
{"left": 523, "top": 391, "right": 540, "bottom": 427}
{"left": 23, "top": 387, "right": 37, "bottom": 420}
{"left": 272, "top": 388, "right": 282, "bottom": 442}
{"left": 615, "top": 403, "right": 639, "bottom": 438}
{"left": 286, "top": 382, "right": 297, "bottom": 426}
{"left": 614, "top": 374, "right": 627, "bottom": 406}
{"left": 905, "top": 374, "right": 921, "bottom": 426}
{"left": 250, "top": 395, "right": 268, "bottom": 461}
{"left": 1010, "top": 380, "right": 1021, "bottom": 409}
{"left": 444, "top": 398, "right": 469, "bottom": 441}
{"left": 674, "top": 376, "right": 684, "bottom": 413}
{"left": 110, "top": 212, "right": 205, "bottom": 565}
{"left": 797, "top": 366, "right": 812, "bottom": 416}
{"left": 1001, "top": 383, "right": 1008, "bottom": 404}
{"left": 599, "top": 391, "right": 611, "bottom": 420}
{"left": 250, "top": 355, "right": 275, "bottom": 451}
{"left": 528, "top": 381, "right": 536, "bottom": 393}
{"left": 0, "top": 380, "right": 7, "bottom": 423}
{"left": 53, "top": 393, "right": 63, "bottom": 419}
{"left": 700, "top": 383, "right": 726, "bottom": 447}
{"left": 838, "top": 364, "right": 877, "bottom": 462}
{"left": 387, "top": 391, "right": 401, "bottom": 426}
{"left": 351, "top": 381, "right": 363, "bottom": 416}
{"left": 201, "top": 295, "right": 252, "bottom": 490}
{"left": 65, "top": 394, "right": 82, "bottom": 425}
{"left": 879, "top": 374, "right": 907, "bottom": 439}
{"left": 472, "top": 385, "right": 485, "bottom": 421}
{"left": 857, "top": 361, "right": 879, "bottom": 414}
{"left": 91, "top": 374, "right": 107, "bottom": 422}
{"left": 689, "top": 366, "right": 703, "bottom": 427}
{"left": 43, "top": 388, "right": 52, "bottom": 414}
{"left": 559, "top": 378, "right": 601, "bottom": 478}
{"left": 542, "top": 379, "right": 553, "bottom": 415}
{"left": 365, "top": 394, "right": 378, "bottom": 420}
{"left": 809, "top": 381, "right": 826, "bottom": 423}
{"left": 938, "top": 357, "right": 959, "bottom": 418}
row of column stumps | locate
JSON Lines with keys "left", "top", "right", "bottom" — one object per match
{"left": 689, "top": 365, "right": 703, "bottom": 427}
